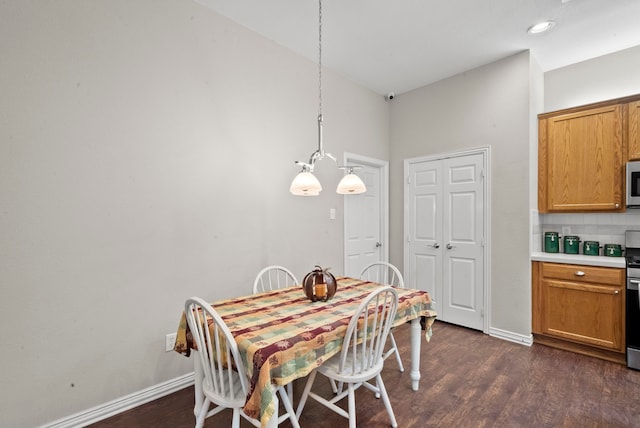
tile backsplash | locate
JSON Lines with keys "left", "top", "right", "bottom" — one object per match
{"left": 532, "top": 211, "right": 640, "bottom": 253}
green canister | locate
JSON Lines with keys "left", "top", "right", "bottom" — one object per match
{"left": 583, "top": 241, "right": 600, "bottom": 256}
{"left": 604, "top": 244, "right": 623, "bottom": 257}
{"left": 563, "top": 236, "right": 580, "bottom": 254}
{"left": 544, "top": 232, "right": 559, "bottom": 253}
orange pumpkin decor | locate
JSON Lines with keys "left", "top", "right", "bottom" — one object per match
{"left": 302, "top": 265, "right": 337, "bottom": 302}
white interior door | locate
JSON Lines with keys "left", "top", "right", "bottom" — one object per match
{"left": 442, "top": 154, "right": 485, "bottom": 329}
{"left": 405, "top": 149, "right": 487, "bottom": 331}
{"left": 344, "top": 155, "right": 388, "bottom": 278}
{"left": 406, "top": 160, "right": 443, "bottom": 309}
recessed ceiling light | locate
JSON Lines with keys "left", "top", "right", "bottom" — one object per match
{"left": 527, "top": 20, "right": 556, "bottom": 34}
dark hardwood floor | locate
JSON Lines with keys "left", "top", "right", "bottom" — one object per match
{"left": 88, "top": 322, "right": 640, "bottom": 427}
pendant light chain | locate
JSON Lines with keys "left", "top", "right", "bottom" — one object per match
{"left": 318, "top": 0, "right": 322, "bottom": 118}
{"left": 289, "top": 0, "right": 366, "bottom": 195}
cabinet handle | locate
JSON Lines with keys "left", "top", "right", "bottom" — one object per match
{"left": 574, "top": 271, "right": 585, "bottom": 276}
{"left": 615, "top": 203, "right": 620, "bottom": 208}
{"left": 614, "top": 290, "right": 620, "bottom": 294}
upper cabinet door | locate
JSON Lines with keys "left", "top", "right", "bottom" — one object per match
{"left": 539, "top": 104, "right": 624, "bottom": 212}
{"left": 628, "top": 101, "right": 640, "bottom": 160}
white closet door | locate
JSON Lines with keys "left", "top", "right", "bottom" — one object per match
{"left": 405, "top": 151, "right": 485, "bottom": 331}
{"left": 442, "top": 153, "right": 484, "bottom": 330}
{"left": 406, "top": 159, "right": 443, "bottom": 311}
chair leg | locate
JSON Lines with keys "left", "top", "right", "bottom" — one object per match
{"left": 194, "top": 398, "right": 210, "bottom": 428}
{"left": 295, "top": 370, "right": 318, "bottom": 419}
{"left": 329, "top": 379, "right": 344, "bottom": 394}
{"left": 375, "top": 374, "right": 398, "bottom": 428}
{"left": 347, "top": 383, "right": 357, "bottom": 428}
{"left": 389, "top": 332, "right": 404, "bottom": 372}
{"left": 231, "top": 408, "right": 240, "bottom": 428}
{"left": 277, "top": 386, "right": 300, "bottom": 428}
{"left": 286, "top": 382, "right": 294, "bottom": 403}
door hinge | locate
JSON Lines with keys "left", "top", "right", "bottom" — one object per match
{"left": 481, "top": 308, "right": 484, "bottom": 318}
{"left": 407, "top": 174, "right": 411, "bottom": 184}
{"left": 480, "top": 169, "right": 485, "bottom": 180}
{"left": 407, "top": 235, "right": 411, "bottom": 243}
{"left": 481, "top": 238, "right": 484, "bottom": 248}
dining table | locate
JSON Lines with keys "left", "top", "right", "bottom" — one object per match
{"left": 174, "top": 276, "right": 437, "bottom": 428}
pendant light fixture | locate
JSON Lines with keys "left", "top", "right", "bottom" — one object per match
{"left": 336, "top": 167, "right": 367, "bottom": 194}
{"left": 289, "top": 0, "right": 366, "bottom": 196}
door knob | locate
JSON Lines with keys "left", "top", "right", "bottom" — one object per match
{"left": 446, "top": 243, "right": 455, "bottom": 250}
{"left": 375, "top": 242, "right": 382, "bottom": 248}
{"left": 432, "top": 243, "right": 440, "bottom": 249}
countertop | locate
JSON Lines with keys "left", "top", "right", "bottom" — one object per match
{"left": 531, "top": 252, "right": 626, "bottom": 268}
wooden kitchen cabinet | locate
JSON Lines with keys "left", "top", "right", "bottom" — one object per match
{"left": 628, "top": 100, "right": 640, "bottom": 160}
{"left": 532, "top": 261, "right": 625, "bottom": 364}
{"left": 538, "top": 103, "right": 624, "bottom": 212}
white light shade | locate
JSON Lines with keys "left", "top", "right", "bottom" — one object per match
{"left": 336, "top": 173, "right": 366, "bottom": 194}
{"left": 290, "top": 171, "right": 322, "bottom": 196}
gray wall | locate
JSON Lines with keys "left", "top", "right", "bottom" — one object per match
{"left": 389, "top": 52, "right": 539, "bottom": 337}
{"left": 545, "top": 44, "right": 640, "bottom": 111}
{"left": 0, "top": 1, "right": 388, "bottom": 426}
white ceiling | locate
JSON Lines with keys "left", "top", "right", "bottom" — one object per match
{"left": 195, "top": 0, "right": 640, "bottom": 95}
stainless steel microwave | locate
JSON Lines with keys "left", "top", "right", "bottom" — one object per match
{"left": 627, "top": 161, "right": 640, "bottom": 207}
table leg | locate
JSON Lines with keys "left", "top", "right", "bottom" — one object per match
{"left": 410, "top": 317, "right": 421, "bottom": 391}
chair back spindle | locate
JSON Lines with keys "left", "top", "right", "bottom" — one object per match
{"left": 253, "top": 265, "right": 299, "bottom": 293}
{"left": 339, "top": 287, "right": 398, "bottom": 376}
{"left": 359, "top": 261, "right": 404, "bottom": 288}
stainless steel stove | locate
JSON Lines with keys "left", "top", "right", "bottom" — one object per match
{"left": 627, "top": 255, "right": 640, "bottom": 269}
{"left": 625, "top": 231, "right": 640, "bottom": 370}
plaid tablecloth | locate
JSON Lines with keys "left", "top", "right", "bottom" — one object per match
{"left": 174, "top": 276, "right": 436, "bottom": 427}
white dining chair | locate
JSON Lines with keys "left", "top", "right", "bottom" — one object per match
{"left": 295, "top": 286, "right": 399, "bottom": 428}
{"left": 252, "top": 265, "right": 298, "bottom": 401}
{"left": 253, "top": 265, "right": 299, "bottom": 293}
{"left": 359, "top": 261, "right": 405, "bottom": 372}
{"left": 184, "top": 297, "right": 300, "bottom": 428}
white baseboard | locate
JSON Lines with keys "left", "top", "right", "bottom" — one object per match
{"left": 489, "top": 326, "right": 533, "bottom": 346}
{"left": 42, "top": 372, "right": 195, "bottom": 428}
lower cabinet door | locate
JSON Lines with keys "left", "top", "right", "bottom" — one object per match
{"left": 542, "top": 279, "right": 624, "bottom": 352}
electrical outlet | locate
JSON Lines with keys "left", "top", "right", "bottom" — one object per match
{"left": 165, "top": 333, "right": 177, "bottom": 352}
{"left": 562, "top": 226, "right": 571, "bottom": 236}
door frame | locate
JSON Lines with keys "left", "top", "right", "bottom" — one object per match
{"left": 343, "top": 153, "right": 389, "bottom": 273}
{"left": 404, "top": 146, "right": 491, "bottom": 333}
